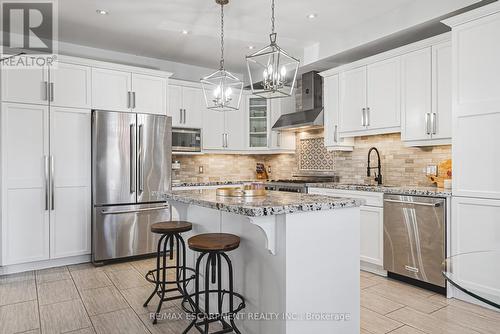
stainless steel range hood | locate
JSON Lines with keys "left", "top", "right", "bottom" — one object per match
{"left": 272, "top": 71, "right": 323, "bottom": 131}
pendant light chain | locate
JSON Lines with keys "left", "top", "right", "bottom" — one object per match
{"left": 220, "top": 2, "right": 225, "bottom": 69}
{"left": 271, "top": 0, "right": 275, "bottom": 34}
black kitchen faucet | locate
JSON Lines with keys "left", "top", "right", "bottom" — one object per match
{"left": 367, "top": 147, "right": 383, "bottom": 185}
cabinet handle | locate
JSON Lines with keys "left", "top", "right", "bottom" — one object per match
{"left": 361, "top": 108, "right": 366, "bottom": 127}
{"left": 41, "top": 81, "right": 48, "bottom": 101}
{"left": 132, "top": 92, "right": 136, "bottom": 109}
{"left": 180, "top": 108, "right": 183, "bottom": 124}
{"left": 127, "top": 92, "right": 131, "bottom": 109}
{"left": 366, "top": 107, "right": 371, "bottom": 127}
{"left": 222, "top": 133, "right": 225, "bottom": 148}
{"left": 425, "top": 113, "right": 431, "bottom": 135}
{"left": 277, "top": 132, "right": 281, "bottom": 147}
{"left": 49, "top": 82, "right": 54, "bottom": 102}
{"left": 334, "top": 125, "right": 338, "bottom": 143}
{"left": 44, "top": 156, "right": 49, "bottom": 211}
{"left": 130, "top": 124, "right": 136, "bottom": 193}
{"left": 50, "top": 155, "right": 55, "bottom": 211}
{"left": 431, "top": 112, "right": 437, "bottom": 135}
{"left": 225, "top": 133, "right": 229, "bottom": 148}
{"left": 183, "top": 109, "right": 187, "bottom": 124}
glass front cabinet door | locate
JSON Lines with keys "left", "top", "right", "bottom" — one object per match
{"left": 248, "top": 96, "right": 269, "bottom": 148}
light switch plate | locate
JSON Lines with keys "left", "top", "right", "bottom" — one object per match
{"left": 426, "top": 164, "right": 438, "bottom": 176}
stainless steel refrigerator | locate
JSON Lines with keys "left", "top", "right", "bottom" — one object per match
{"left": 91, "top": 110, "right": 172, "bottom": 262}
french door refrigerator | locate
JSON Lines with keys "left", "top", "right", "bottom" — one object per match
{"left": 92, "top": 110, "right": 172, "bottom": 262}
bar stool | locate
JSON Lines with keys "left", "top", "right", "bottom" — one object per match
{"left": 182, "top": 233, "right": 246, "bottom": 334}
{"left": 143, "top": 221, "right": 196, "bottom": 324}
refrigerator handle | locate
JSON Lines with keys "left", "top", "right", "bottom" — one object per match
{"left": 138, "top": 124, "right": 144, "bottom": 192}
{"left": 50, "top": 155, "right": 55, "bottom": 210}
{"left": 44, "top": 155, "right": 49, "bottom": 210}
{"left": 130, "top": 123, "right": 136, "bottom": 193}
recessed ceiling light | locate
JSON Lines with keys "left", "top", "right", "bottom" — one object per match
{"left": 248, "top": 45, "right": 255, "bottom": 50}
{"left": 307, "top": 13, "right": 317, "bottom": 19}
{"left": 181, "top": 29, "right": 189, "bottom": 35}
{"left": 96, "top": 9, "right": 108, "bottom": 15}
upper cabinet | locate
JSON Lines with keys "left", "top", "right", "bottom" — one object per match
{"left": 92, "top": 68, "right": 167, "bottom": 115}
{"left": 50, "top": 62, "right": 91, "bottom": 109}
{"left": 168, "top": 83, "right": 203, "bottom": 128}
{"left": 269, "top": 97, "right": 296, "bottom": 151}
{"left": 322, "top": 74, "right": 354, "bottom": 151}
{"left": 444, "top": 4, "right": 500, "bottom": 200}
{"left": 247, "top": 96, "right": 270, "bottom": 149}
{"left": 401, "top": 42, "right": 451, "bottom": 146}
{"left": 339, "top": 57, "right": 400, "bottom": 137}
{"left": 1, "top": 66, "right": 48, "bottom": 105}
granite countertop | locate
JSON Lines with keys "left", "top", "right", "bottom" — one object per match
{"left": 172, "top": 180, "right": 256, "bottom": 187}
{"left": 306, "top": 183, "right": 452, "bottom": 197}
{"left": 161, "top": 189, "right": 363, "bottom": 217}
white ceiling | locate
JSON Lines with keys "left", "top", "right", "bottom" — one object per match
{"left": 59, "top": 0, "right": 484, "bottom": 73}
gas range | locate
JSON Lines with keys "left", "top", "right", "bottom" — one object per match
{"left": 265, "top": 178, "right": 335, "bottom": 193}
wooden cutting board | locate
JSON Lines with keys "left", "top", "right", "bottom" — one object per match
{"left": 428, "top": 159, "right": 452, "bottom": 188}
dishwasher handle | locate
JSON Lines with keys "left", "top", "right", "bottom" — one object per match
{"left": 384, "top": 199, "right": 441, "bottom": 207}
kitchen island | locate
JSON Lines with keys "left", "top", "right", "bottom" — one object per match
{"left": 161, "top": 189, "right": 363, "bottom": 334}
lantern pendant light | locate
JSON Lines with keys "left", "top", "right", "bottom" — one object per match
{"left": 246, "top": 0, "right": 300, "bottom": 99}
{"left": 201, "top": 0, "right": 243, "bottom": 111}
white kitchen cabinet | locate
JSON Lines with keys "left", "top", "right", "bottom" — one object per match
{"left": 49, "top": 107, "right": 91, "bottom": 259}
{"left": 202, "top": 108, "right": 246, "bottom": 151}
{"left": 50, "top": 62, "right": 91, "bottom": 109}
{"left": 322, "top": 74, "right": 354, "bottom": 151}
{"left": 1, "top": 103, "right": 50, "bottom": 265}
{"left": 339, "top": 67, "right": 366, "bottom": 133}
{"left": 1, "top": 66, "right": 48, "bottom": 105}
{"left": 360, "top": 206, "right": 384, "bottom": 266}
{"left": 247, "top": 95, "right": 270, "bottom": 149}
{"left": 444, "top": 5, "right": 500, "bottom": 200}
{"left": 168, "top": 83, "right": 203, "bottom": 128}
{"left": 92, "top": 68, "right": 167, "bottom": 115}
{"left": 307, "top": 187, "right": 385, "bottom": 274}
{"left": 366, "top": 57, "right": 401, "bottom": 132}
{"left": 225, "top": 106, "right": 246, "bottom": 151}
{"left": 91, "top": 68, "right": 131, "bottom": 112}
{"left": 269, "top": 97, "right": 296, "bottom": 151}
{"left": 401, "top": 42, "right": 451, "bottom": 146}
{"left": 339, "top": 57, "right": 400, "bottom": 137}
{"left": 131, "top": 73, "right": 167, "bottom": 115}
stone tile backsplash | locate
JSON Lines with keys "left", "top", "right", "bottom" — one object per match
{"left": 173, "top": 132, "right": 451, "bottom": 187}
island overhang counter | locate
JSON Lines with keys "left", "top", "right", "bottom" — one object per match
{"left": 161, "top": 189, "right": 363, "bottom": 334}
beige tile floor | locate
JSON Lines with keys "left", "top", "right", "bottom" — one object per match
{"left": 0, "top": 258, "right": 498, "bottom": 334}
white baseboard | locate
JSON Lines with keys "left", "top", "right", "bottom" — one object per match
{"left": 0, "top": 255, "right": 91, "bottom": 275}
{"left": 360, "top": 261, "right": 387, "bottom": 277}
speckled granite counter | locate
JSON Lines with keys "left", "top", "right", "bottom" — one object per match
{"left": 306, "top": 183, "right": 452, "bottom": 197}
{"left": 161, "top": 189, "right": 363, "bottom": 217}
{"left": 172, "top": 180, "right": 255, "bottom": 187}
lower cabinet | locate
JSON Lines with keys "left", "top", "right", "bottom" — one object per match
{"left": 0, "top": 103, "right": 91, "bottom": 266}
{"left": 308, "top": 188, "right": 384, "bottom": 273}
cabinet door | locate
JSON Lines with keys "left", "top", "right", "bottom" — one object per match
{"left": 132, "top": 73, "right": 167, "bottom": 115}
{"left": 401, "top": 48, "right": 432, "bottom": 142}
{"left": 50, "top": 62, "right": 91, "bottom": 108}
{"left": 182, "top": 86, "right": 203, "bottom": 128}
{"left": 1, "top": 66, "right": 48, "bottom": 105}
{"left": 50, "top": 107, "right": 91, "bottom": 258}
{"left": 367, "top": 57, "right": 401, "bottom": 130}
{"left": 452, "top": 12, "right": 500, "bottom": 199}
{"left": 168, "top": 85, "right": 183, "bottom": 127}
{"left": 1, "top": 103, "right": 50, "bottom": 265}
{"left": 202, "top": 108, "right": 226, "bottom": 150}
{"left": 225, "top": 110, "right": 246, "bottom": 151}
{"left": 324, "top": 75, "right": 353, "bottom": 150}
{"left": 91, "top": 68, "right": 131, "bottom": 112}
{"left": 268, "top": 97, "right": 296, "bottom": 150}
{"left": 339, "top": 67, "right": 366, "bottom": 133}
{"left": 431, "top": 42, "right": 452, "bottom": 140}
{"left": 248, "top": 96, "right": 269, "bottom": 148}
{"left": 360, "top": 206, "right": 384, "bottom": 266}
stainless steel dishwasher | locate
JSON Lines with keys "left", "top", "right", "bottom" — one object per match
{"left": 383, "top": 194, "right": 446, "bottom": 289}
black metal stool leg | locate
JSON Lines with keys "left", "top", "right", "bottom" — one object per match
{"left": 154, "top": 233, "right": 171, "bottom": 324}
{"left": 221, "top": 253, "right": 241, "bottom": 334}
{"left": 144, "top": 234, "right": 167, "bottom": 307}
{"left": 183, "top": 252, "right": 206, "bottom": 334}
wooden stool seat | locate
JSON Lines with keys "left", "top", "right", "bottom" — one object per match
{"left": 188, "top": 233, "right": 240, "bottom": 252}
{"left": 150, "top": 221, "right": 192, "bottom": 234}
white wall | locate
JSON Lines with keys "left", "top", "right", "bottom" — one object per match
{"left": 57, "top": 40, "right": 244, "bottom": 82}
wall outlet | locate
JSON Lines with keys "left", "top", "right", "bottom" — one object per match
{"left": 267, "top": 166, "right": 272, "bottom": 174}
{"left": 426, "top": 164, "right": 438, "bottom": 176}
{"left": 199, "top": 166, "right": 204, "bottom": 174}
{"left": 172, "top": 161, "right": 181, "bottom": 170}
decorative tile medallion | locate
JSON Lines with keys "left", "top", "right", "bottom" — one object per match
{"left": 299, "top": 137, "right": 335, "bottom": 171}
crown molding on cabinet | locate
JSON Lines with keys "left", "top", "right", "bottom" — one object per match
{"left": 442, "top": 1, "right": 500, "bottom": 27}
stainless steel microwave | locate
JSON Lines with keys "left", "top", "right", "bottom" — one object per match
{"left": 172, "top": 128, "right": 202, "bottom": 152}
